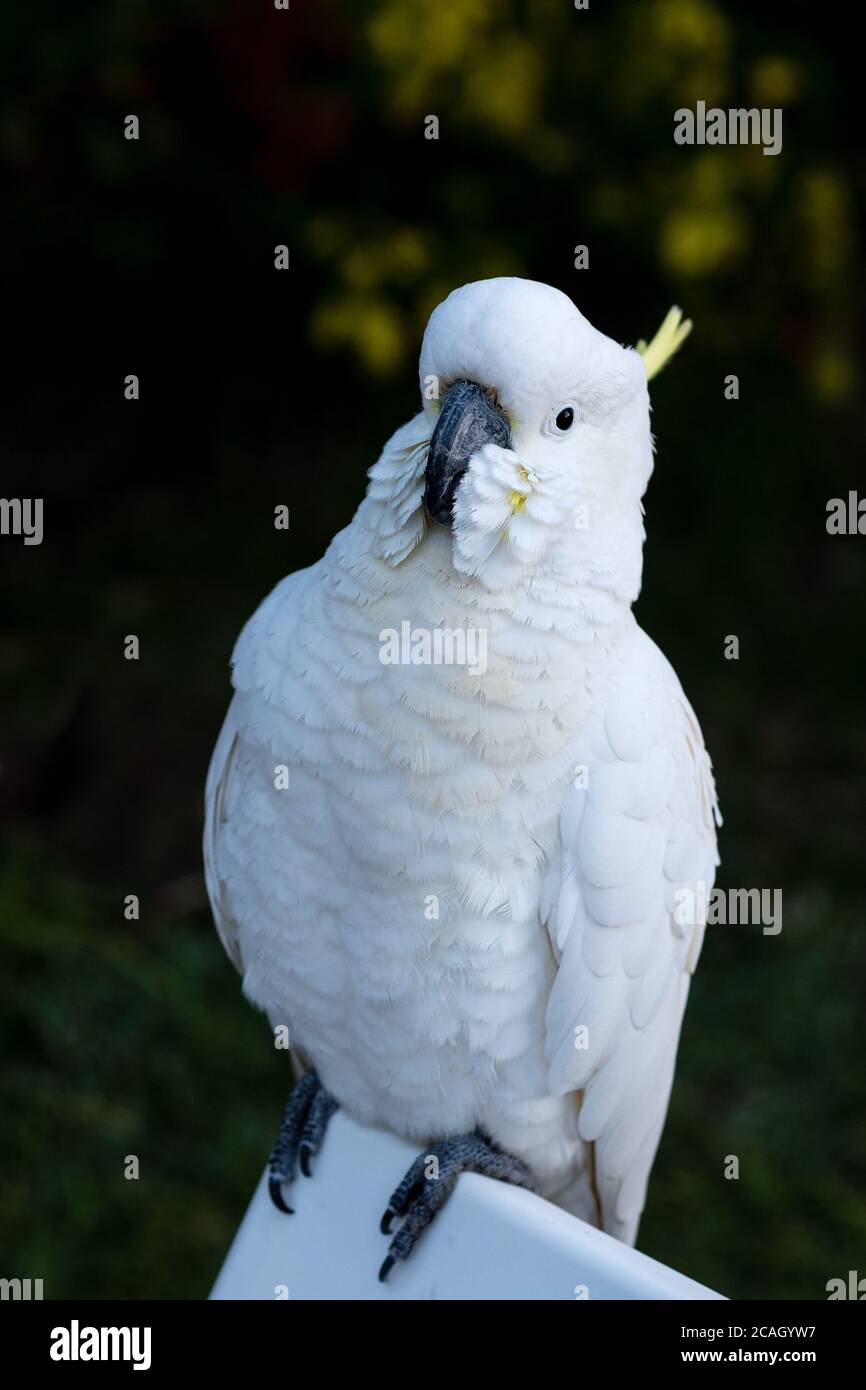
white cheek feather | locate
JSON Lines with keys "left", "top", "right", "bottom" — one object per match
{"left": 452, "top": 443, "right": 557, "bottom": 578}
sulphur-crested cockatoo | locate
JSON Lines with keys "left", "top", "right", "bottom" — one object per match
{"left": 204, "top": 278, "right": 720, "bottom": 1281}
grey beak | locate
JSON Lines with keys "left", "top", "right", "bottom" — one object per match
{"left": 424, "top": 380, "right": 512, "bottom": 525}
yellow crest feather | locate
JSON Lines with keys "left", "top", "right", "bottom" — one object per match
{"left": 636, "top": 305, "right": 693, "bottom": 382}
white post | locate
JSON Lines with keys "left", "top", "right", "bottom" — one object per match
{"left": 211, "top": 1112, "right": 724, "bottom": 1301}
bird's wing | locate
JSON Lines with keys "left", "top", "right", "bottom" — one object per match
{"left": 543, "top": 627, "right": 720, "bottom": 1244}
{"left": 203, "top": 563, "right": 317, "bottom": 977}
{"left": 203, "top": 697, "right": 244, "bottom": 973}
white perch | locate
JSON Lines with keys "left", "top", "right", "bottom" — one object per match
{"left": 211, "top": 1111, "right": 725, "bottom": 1301}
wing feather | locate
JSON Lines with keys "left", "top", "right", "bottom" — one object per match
{"left": 544, "top": 627, "right": 720, "bottom": 1243}
{"left": 203, "top": 700, "right": 244, "bottom": 974}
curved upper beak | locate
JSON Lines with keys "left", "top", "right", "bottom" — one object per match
{"left": 424, "top": 380, "right": 512, "bottom": 525}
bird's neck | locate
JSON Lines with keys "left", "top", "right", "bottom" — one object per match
{"left": 414, "top": 524, "right": 637, "bottom": 645}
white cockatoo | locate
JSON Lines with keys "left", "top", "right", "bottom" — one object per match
{"left": 204, "top": 278, "right": 720, "bottom": 1280}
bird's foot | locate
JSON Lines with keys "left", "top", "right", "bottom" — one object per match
{"left": 268, "top": 1069, "right": 339, "bottom": 1214}
{"left": 378, "top": 1130, "right": 535, "bottom": 1282}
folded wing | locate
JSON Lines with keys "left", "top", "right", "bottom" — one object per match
{"left": 544, "top": 629, "right": 720, "bottom": 1243}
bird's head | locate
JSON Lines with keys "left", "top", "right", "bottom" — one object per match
{"left": 367, "top": 277, "right": 690, "bottom": 612}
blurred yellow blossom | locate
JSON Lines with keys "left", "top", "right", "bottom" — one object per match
{"left": 311, "top": 295, "right": 405, "bottom": 377}
{"left": 799, "top": 171, "right": 852, "bottom": 289}
{"left": 750, "top": 57, "right": 804, "bottom": 106}
{"left": 811, "top": 343, "right": 856, "bottom": 403}
{"left": 661, "top": 205, "right": 747, "bottom": 276}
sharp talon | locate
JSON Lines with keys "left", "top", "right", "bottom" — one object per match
{"left": 268, "top": 1176, "right": 294, "bottom": 1215}
{"left": 266, "top": 1073, "right": 338, "bottom": 1213}
{"left": 376, "top": 1132, "right": 535, "bottom": 1273}
{"left": 378, "top": 1254, "right": 396, "bottom": 1283}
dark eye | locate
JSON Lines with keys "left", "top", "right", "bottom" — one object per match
{"left": 555, "top": 407, "right": 574, "bottom": 431}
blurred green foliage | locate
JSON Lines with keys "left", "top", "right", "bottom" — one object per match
{"left": 0, "top": 843, "right": 283, "bottom": 1299}
{"left": 1, "top": 0, "right": 863, "bottom": 1299}
{"left": 3, "top": 0, "right": 857, "bottom": 391}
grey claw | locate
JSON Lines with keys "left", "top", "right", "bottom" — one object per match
{"left": 377, "top": 1132, "right": 535, "bottom": 1281}
{"left": 267, "top": 1070, "right": 338, "bottom": 1214}
{"left": 268, "top": 1175, "right": 294, "bottom": 1214}
{"left": 378, "top": 1254, "right": 396, "bottom": 1283}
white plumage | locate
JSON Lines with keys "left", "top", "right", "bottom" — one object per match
{"left": 205, "top": 278, "right": 720, "bottom": 1245}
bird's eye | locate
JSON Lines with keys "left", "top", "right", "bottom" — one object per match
{"left": 544, "top": 401, "right": 579, "bottom": 438}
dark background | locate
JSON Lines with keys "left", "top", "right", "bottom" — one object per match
{"left": 1, "top": 0, "right": 863, "bottom": 1298}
